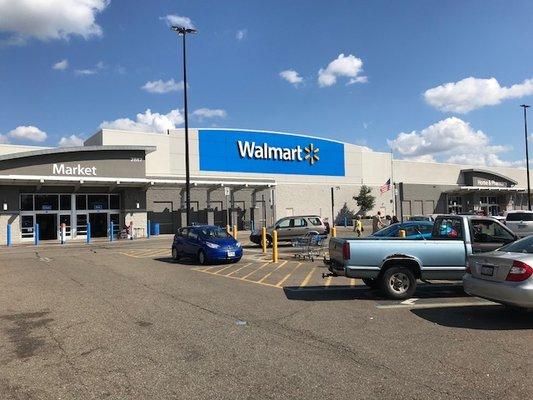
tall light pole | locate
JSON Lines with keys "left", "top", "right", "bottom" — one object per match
{"left": 521, "top": 104, "right": 531, "bottom": 211}
{"left": 172, "top": 25, "right": 197, "bottom": 226}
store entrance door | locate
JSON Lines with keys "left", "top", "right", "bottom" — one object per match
{"left": 36, "top": 214, "right": 57, "bottom": 240}
{"left": 89, "top": 213, "right": 108, "bottom": 237}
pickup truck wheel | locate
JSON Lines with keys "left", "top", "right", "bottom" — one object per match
{"left": 380, "top": 267, "right": 417, "bottom": 300}
{"left": 362, "top": 278, "right": 379, "bottom": 288}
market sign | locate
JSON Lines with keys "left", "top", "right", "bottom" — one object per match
{"left": 199, "top": 129, "right": 345, "bottom": 176}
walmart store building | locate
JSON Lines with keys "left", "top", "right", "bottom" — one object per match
{"left": 0, "top": 128, "right": 530, "bottom": 243}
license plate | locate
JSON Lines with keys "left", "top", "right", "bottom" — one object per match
{"left": 227, "top": 251, "right": 236, "bottom": 257}
{"left": 481, "top": 265, "right": 494, "bottom": 276}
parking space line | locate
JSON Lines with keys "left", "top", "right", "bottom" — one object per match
{"left": 257, "top": 260, "right": 288, "bottom": 283}
{"left": 324, "top": 276, "right": 332, "bottom": 288}
{"left": 299, "top": 267, "right": 316, "bottom": 287}
{"left": 275, "top": 262, "right": 302, "bottom": 287}
{"left": 349, "top": 278, "right": 357, "bottom": 287}
{"left": 225, "top": 263, "right": 253, "bottom": 277}
{"left": 241, "top": 262, "right": 271, "bottom": 280}
{"left": 214, "top": 263, "right": 239, "bottom": 275}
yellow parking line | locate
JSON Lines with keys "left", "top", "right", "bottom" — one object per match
{"left": 214, "top": 263, "right": 239, "bottom": 275}
{"left": 275, "top": 262, "right": 302, "bottom": 287}
{"left": 226, "top": 262, "right": 253, "bottom": 277}
{"left": 241, "top": 262, "right": 271, "bottom": 280}
{"left": 130, "top": 249, "right": 166, "bottom": 258}
{"left": 299, "top": 267, "right": 316, "bottom": 287}
{"left": 349, "top": 278, "right": 357, "bottom": 287}
{"left": 324, "top": 276, "right": 332, "bottom": 288}
{"left": 257, "top": 260, "right": 288, "bottom": 283}
{"left": 196, "top": 268, "right": 280, "bottom": 288}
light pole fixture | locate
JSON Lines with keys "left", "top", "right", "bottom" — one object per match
{"left": 521, "top": 104, "right": 531, "bottom": 211}
{"left": 172, "top": 25, "right": 197, "bottom": 226}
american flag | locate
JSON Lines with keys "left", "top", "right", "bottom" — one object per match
{"left": 380, "top": 178, "right": 391, "bottom": 194}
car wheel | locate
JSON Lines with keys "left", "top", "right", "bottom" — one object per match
{"left": 171, "top": 247, "right": 180, "bottom": 261}
{"left": 362, "top": 278, "right": 379, "bottom": 288}
{"left": 380, "top": 267, "right": 416, "bottom": 300}
{"left": 266, "top": 235, "right": 273, "bottom": 247}
{"left": 198, "top": 250, "right": 208, "bottom": 265}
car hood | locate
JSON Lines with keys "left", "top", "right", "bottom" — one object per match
{"left": 204, "top": 237, "right": 238, "bottom": 246}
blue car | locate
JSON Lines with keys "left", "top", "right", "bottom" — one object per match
{"left": 171, "top": 225, "right": 243, "bottom": 264}
{"left": 372, "top": 221, "right": 434, "bottom": 239}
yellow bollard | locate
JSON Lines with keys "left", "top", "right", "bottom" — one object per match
{"left": 398, "top": 229, "right": 406, "bottom": 238}
{"left": 272, "top": 230, "right": 278, "bottom": 263}
{"left": 226, "top": 225, "right": 231, "bottom": 235}
{"left": 232, "top": 224, "right": 237, "bottom": 239}
{"left": 261, "top": 227, "right": 267, "bottom": 254}
{"left": 331, "top": 226, "right": 337, "bottom": 238}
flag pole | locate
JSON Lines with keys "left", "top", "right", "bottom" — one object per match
{"left": 390, "top": 147, "right": 396, "bottom": 217}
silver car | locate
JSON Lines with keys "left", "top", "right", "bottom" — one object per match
{"left": 464, "top": 236, "right": 533, "bottom": 309}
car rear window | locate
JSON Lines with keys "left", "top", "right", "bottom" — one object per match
{"left": 506, "top": 213, "right": 533, "bottom": 221}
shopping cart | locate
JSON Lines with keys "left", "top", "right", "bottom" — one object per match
{"left": 291, "top": 231, "right": 328, "bottom": 262}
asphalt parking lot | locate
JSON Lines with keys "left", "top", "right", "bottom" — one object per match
{"left": 0, "top": 237, "right": 532, "bottom": 399}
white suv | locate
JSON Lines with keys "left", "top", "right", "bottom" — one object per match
{"left": 505, "top": 210, "right": 533, "bottom": 238}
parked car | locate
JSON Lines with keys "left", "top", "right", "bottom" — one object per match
{"left": 408, "top": 215, "right": 433, "bottom": 222}
{"left": 250, "top": 215, "right": 327, "bottom": 246}
{"left": 504, "top": 210, "right": 533, "bottom": 238}
{"left": 372, "top": 221, "right": 433, "bottom": 239}
{"left": 172, "top": 225, "right": 242, "bottom": 264}
{"left": 464, "top": 236, "right": 533, "bottom": 309}
{"left": 326, "top": 215, "right": 517, "bottom": 299}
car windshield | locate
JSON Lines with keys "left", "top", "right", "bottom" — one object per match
{"left": 198, "top": 227, "right": 231, "bottom": 239}
{"left": 498, "top": 236, "right": 533, "bottom": 253}
{"left": 506, "top": 213, "right": 533, "bottom": 221}
{"left": 373, "top": 224, "right": 398, "bottom": 237}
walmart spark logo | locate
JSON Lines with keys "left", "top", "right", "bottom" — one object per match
{"left": 304, "top": 143, "right": 320, "bottom": 165}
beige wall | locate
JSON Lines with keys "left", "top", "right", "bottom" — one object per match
{"left": 0, "top": 144, "right": 49, "bottom": 156}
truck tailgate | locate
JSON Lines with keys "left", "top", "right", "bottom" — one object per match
{"left": 328, "top": 237, "right": 347, "bottom": 265}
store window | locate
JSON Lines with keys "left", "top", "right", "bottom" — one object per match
{"left": 60, "top": 195, "right": 71, "bottom": 210}
{"left": 76, "top": 195, "right": 87, "bottom": 210}
{"left": 448, "top": 196, "right": 462, "bottom": 214}
{"left": 110, "top": 194, "right": 120, "bottom": 210}
{"left": 20, "top": 194, "right": 33, "bottom": 211}
{"left": 35, "top": 194, "right": 58, "bottom": 211}
{"left": 88, "top": 194, "right": 109, "bottom": 210}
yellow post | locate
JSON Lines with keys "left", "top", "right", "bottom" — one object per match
{"left": 331, "top": 227, "right": 337, "bottom": 238}
{"left": 232, "top": 224, "right": 237, "bottom": 239}
{"left": 399, "top": 229, "right": 406, "bottom": 238}
{"left": 272, "top": 230, "right": 278, "bottom": 263}
{"left": 261, "top": 227, "right": 267, "bottom": 254}
{"left": 226, "top": 225, "right": 231, "bottom": 235}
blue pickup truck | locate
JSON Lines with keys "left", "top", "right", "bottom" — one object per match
{"left": 326, "top": 215, "right": 517, "bottom": 299}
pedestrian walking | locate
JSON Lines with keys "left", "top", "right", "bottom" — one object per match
{"left": 372, "top": 211, "right": 385, "bottom": 234}
{"left": 354, "top": 215, "right": 363, "bottom": 237}
{"left": 391, "top": 215, "right": 399, "bottom": 224}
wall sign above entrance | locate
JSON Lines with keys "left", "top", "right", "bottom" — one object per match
{"left": 199, "top": 129, "right": 345, "bottom": 176}
{"left": 52, "top": 163, "right": 97, "bottom": 176}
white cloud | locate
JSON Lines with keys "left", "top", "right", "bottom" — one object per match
{"left": 7, "top": 125, "right": 47, "bottom": 142}
{"left": 424, "top": 77, "right": 533, "bottom": 113}
{"left": 52, "top": 59, "right": 69, "bottom": 70}
{"left": 74, "top": 60, "right": 105, "bottom": 76}
{"left": 160, "top": 15, "right": 195, "bottom": 29}
{"left": 100, "top": 108, "right": 185, "bottom": 133}
{"left": 388, "top": 117, "right": 520, "bottom": 167}
{"left": 141, "top": 79, "right": 183, "bottom": 94}
{"left": 279, "top": 69, "right": 303, "bottom": 86}
{"left": 0, "top": 0, "right": 109, "bottom": 44}
{"left": 58, "top": 134, "right": 84, "bottom": 147}
{"left": 192, "top": 108, "right": 227, "bottom": 121}
{"left": 236, "top": 29, "right": 247, "bottom": 41}
{"left": 318, "top": 53, "right": 367, "bottom": 87}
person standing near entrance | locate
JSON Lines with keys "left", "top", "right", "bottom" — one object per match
{"left": 372, "top": 211, "right": 384, "bottom": 234}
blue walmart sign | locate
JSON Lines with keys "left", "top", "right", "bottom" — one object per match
{"left": 199, "top": 129, "right": 345, "bottom": 176}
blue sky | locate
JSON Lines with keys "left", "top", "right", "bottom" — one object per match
{"left": 1, "top": 0, "right": 532, "bottom": 167}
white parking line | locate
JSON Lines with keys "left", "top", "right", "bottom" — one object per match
{"left": 376, "top": 300, "right": 497, "bottom": 309}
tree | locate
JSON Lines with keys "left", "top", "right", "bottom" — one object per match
{"left": 353, "top": 185, "right": 375, "bottom": 215}
{"left": 335, "top": 203, "right": 357, "bottom": 226}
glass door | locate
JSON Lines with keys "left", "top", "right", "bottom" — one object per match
{"left": 21, "top": 215, "right": 34, "bottom": 240}
{"left": 76, "top": 214, "right": 88, "bottom": 237}
{"left": 59, "top": 214, "right": 71, "bottom": 238}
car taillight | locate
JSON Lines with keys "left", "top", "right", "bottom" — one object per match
{"left": 506, "top": 260, "right": 533, "bottom": 282}
{"left": 342, "top": 242, "right": 350, "bottom": 260}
